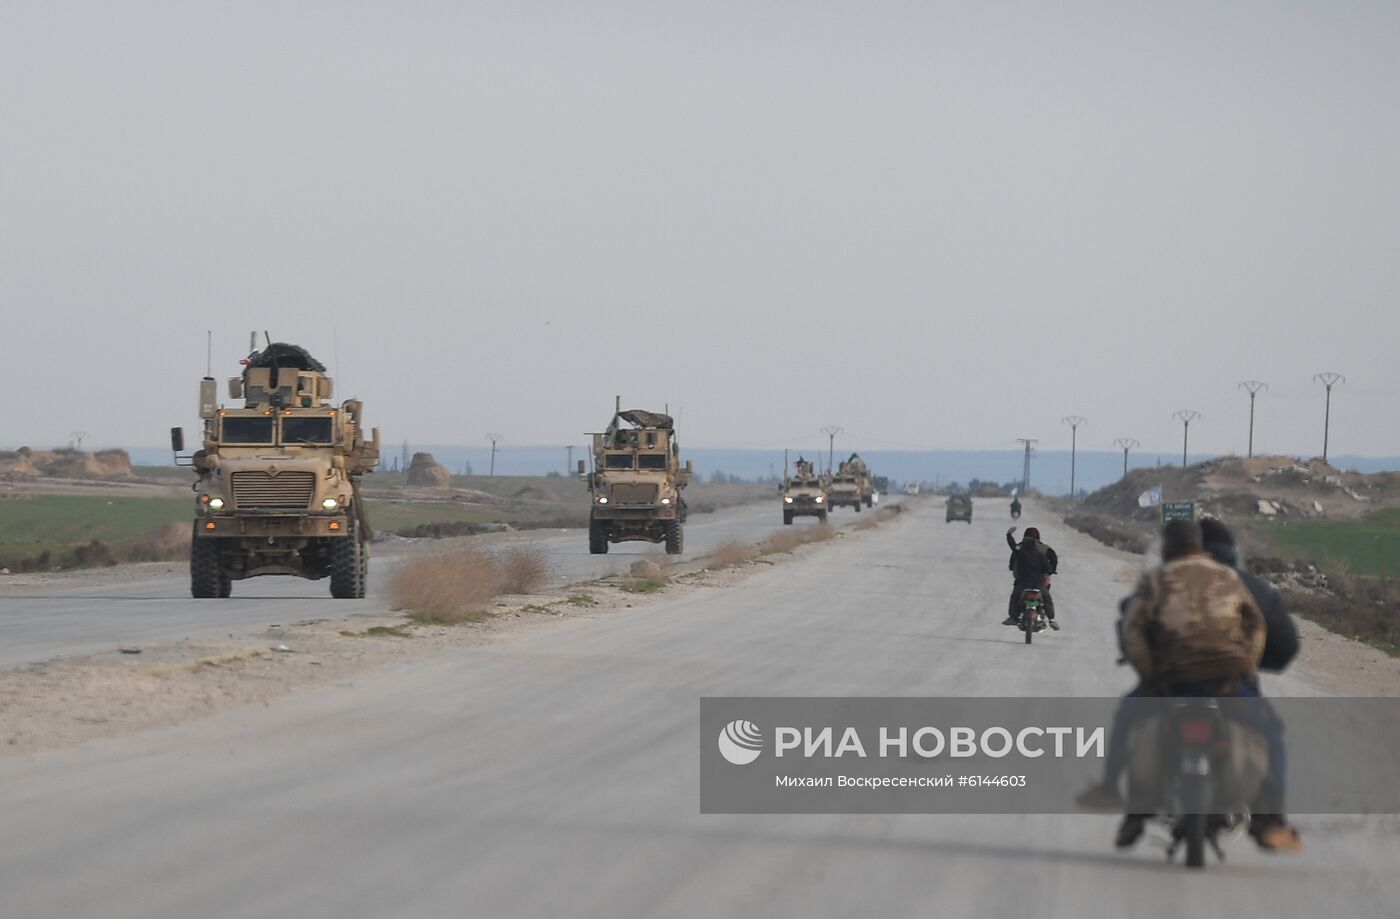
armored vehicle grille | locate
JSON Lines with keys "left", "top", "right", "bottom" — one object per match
{"left": 231, "top": 471, "right": 316, "bottom": 509}
{"left": 609, "top": 483, "right": 659, "bottom": 505}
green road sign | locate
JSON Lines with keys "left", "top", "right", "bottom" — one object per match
{"left": 1162, "top": 502, "right": 1196, "bottom": 522}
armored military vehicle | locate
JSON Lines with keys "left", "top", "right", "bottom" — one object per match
{"left": 172, "top": 340, "right": 380, "bottom": 599}
{"left": 832, "top": 453, "right": 876, "bottom": 509}
{"left": 782, "top": 456, "right": 829, "bottom": 525}
{"left": 580, "top": 398, "right": 692, "bottom": 554}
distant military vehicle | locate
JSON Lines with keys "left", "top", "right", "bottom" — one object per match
{"left": 873, "top": 475, "right": 890, "bottom": 499}
{"left": 904, "top": 482, "right": 921, "bottom": 496}
{"left": 945, "top": 494, "right": 973, "bottom": 523}
{"left": 782, "top": 456, "right": 829, "bottom": 525}
{"left": 580, "top": 398, "right": 692, "bottom": 554}
{"left": 834, "top": 453, "right": 876, "bottom": 508}
{"left": 172, "top": 339, "right": 380, "bottom": 599}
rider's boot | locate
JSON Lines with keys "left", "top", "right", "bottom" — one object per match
{"left": 1114, "top": 814, "right": 1147, "bottom": 849}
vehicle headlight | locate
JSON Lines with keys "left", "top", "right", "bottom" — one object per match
{"left": 815, "top": 496, "right": 824, "bottom": 503}
{"left": 783, "top": 496, "right": 794, "bottom": 504}
{"left": 597, "top": 496, "right": 608, "bottom": 504}
{"left": 322, "top": 498, "right": 339, "bottom": 510}
{"left": 207, "top": 497, "right": 225, "bottom": 511}
{"left": 661, "top": 497, "right": 671, "bottom": 505}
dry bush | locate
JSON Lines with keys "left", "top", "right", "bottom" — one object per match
{"left": 391, "top": 548, "right": 502, "bottom": 624}
{"left": 498, "top": 547, "right": 551, "bottom": 594}
{"left": 119, "top": 522, "right": 191, "bottom": 562}
{"left": 761, "top": 524, "right": 836, "bottom": 555}
{"left": 706, "top": 541, "right": 757, "bottom": 569}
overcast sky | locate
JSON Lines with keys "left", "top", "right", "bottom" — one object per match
{"left": 3, "top": 2, "right": 1397, "bottom": 459}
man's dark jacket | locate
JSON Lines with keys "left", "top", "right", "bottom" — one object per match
{"left": 1008, "top": 533, "right": 1057, "bottom": 584}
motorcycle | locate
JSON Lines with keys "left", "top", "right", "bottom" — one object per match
{"left": 1132, "top": 700, "right": 1253, "bottom": 869}
{"left": 1010, "top": 500, "right": 1022, "bottom": 519}
{"left": 1017, "top": 587, "right": 1046, "bottom": 644}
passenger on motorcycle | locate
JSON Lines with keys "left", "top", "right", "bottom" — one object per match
{"left": 1078, "top": 519, "right": 1302, "bottom": 852}
{"left": 1003, "top": 526, "right": 1058, "bottom": 629}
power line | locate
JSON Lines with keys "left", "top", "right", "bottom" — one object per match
{"left": 1015, "top": 438, "right": 1038, "bottom": 492}
{"left": 1314, "top": 372, "right": 1345, "bottom": 463}
{"left": 821, "top": 425, "right": 843, "bottom": 476}
{"left": 1173, "top": 410, "right": 1199, "bottom": 467}
{"left": 1238, "top": 381, "right": 1268, "bottom": 458}
{"left": 1062, "top": 416, "right": 1086, "bottom": 499}
{"left": 485, "top": 433, "right": 503, "bottom": 476}
{"left": 1113, "top": 438, "right": 1139, "bottom": 478}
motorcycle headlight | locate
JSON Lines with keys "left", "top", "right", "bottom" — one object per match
{"left": 207, "top": 497, "right": 225, "bottom": 511}
{"left": 322, "top": 498, "right": 339, "bottom": 510}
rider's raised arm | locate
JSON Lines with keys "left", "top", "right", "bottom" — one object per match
{"left": 1045, "top": 545, "right": 1059, "bottom": 574}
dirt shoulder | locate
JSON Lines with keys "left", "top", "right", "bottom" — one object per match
{"left": 0, "top": 515, "right": 903, "bottom": 758}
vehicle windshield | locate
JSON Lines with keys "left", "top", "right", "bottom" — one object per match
{"left": 604, "top": 454, "right": 635, "bottom": 469}
{"left": 638, "top": 454, "right": 667, "bottom": 470}
{"left": 282, "top": 416, "right": 335, "bottom": 445}
{"left": 220, "top": 416, "right": 275, "bottom": 445}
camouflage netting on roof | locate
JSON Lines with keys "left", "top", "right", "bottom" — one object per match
{"left": 248, "top": 343, "right": 327, "bottom": 373}
{"left": 617, "top": 410, "right": 673, "bottom": 430}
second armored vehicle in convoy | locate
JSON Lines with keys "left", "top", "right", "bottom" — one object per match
{"left": 782, "top": 457, "right": 829, "bottom": 524}
{"left": 830, "top": 452, "right": 876, "bottom": 510}
{"left": 172, "top": 340, "right": 380, "bottom": 599}
{"left": 580, "top": 398, "right": 692, "bottom": 554}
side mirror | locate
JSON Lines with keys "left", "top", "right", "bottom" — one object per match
{"left": 171, "top": 427, "right": 185, "bottom": 453}
{"left": 228, "top": 377, "right": 244, "bottom": 400}
{"left": 577, "top": 460, "right": 586, "bottom": 475}
{"left": 685, "top": 460, "right": 694, "bottom": 474}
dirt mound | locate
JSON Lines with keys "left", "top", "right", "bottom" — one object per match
{"left": 511, "top": 486, "right": 554, "bottom": 502}
{"left": 0, "top": 448, "right": 133, "bottom": 480}
{"left": 1077, "top": 462, "right": 1216, "bottom": 521}
{"left": 406, "top": 452, "right": 451, "bottom": 488}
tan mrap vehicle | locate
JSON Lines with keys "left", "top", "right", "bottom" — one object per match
{"left": 840, "top": 452, "right": 877, "bottom": 507}
{"left": 782, "top": 456, "right": 829, "bottom": 524}
{"left": 579, "top": 398, "right": 692, "bottom": 555}
{"left": 171, "top": 341, "right": 380, "bottom": 599}
{"left": 825, "top": 472, "right": 863, "bottom": 512}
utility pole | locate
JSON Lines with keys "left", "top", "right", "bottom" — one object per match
{"left": 820, "top": 425, "right": 843, "bottom": 476}
{"left": 485, "top": 433, "right": 503, "bottom": 476}
{"left": 71, "top": 431, "right": 89, "bottom": 451}
{"left": 1173, "top": 410, "right": 1199, "bottom": 467}
{"left": 1016, "top": 438, "right": 1037, "bottom": 493}
{"left": 1114, "top": 438, "right": 1139, "bottom": 478}
{"left": 1238, "top": 381, "right": 1267, "bottom": 458}
{"left": 1314, "top": 372, "right": 1345, "bottom": 464}
{"left": 566, "top": 445, "right": 574, "bottom": 474}
{"left": 1062, "top": 415, "right": 1086, "bottom": 499}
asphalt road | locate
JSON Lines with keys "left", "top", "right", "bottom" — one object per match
{"left": 1, "top": 498, "right": 1395, "bottom": 919}
{"left": 0, "top": 496, "right": 872, "bottom": 669}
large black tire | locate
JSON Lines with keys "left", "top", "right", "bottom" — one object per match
{"left": 783, "top": 510, "right": 794, "bottom": 526}
{"left": 330, "top": 531, "right": 365, "bottom": 599}
{"left": 1024, "top": 620, "right": 1033, "bottom": 644}
{"left": 664, "top": 520, "right": 683, "bottom": 555}
{"left": 589, "top": 519, "right": 609, "bottom": 554}
{"left": 854, "top": 501, "right": 861, "bottom": 513}
{"left": 1183, "top": 813, "right": 1207, "bottom": 868}
{"left": 818, "top": 510, "right": 828, "bottom": 523}
{"left": 864, "top": 495, "right": 873, "bottom": 507}
{"left": 190, "top": 537, "right": 226, "bottom": 599}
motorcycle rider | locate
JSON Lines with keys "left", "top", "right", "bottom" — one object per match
{"left": 1076, "top": 519, "right": 1302, "bottom": 852}
{"left": 1010, "top": 497, "right": 1022, "bottom": 519}
{"left": 1003, "top": 526, "right": 1058, "bottom": 629}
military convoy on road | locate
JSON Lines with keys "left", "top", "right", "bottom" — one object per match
{"left": 172, "top": 341, "right": 380, "bottom": 599}
{"left": 580, "top": 398, "right": 692, "bottom": 554}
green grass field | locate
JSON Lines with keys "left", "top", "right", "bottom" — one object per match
{"left": 0, "top": 494, "right": 191, "bottom": 567}
{"left": 1268, "top": 508, "right": 1400, "bottom": 578}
